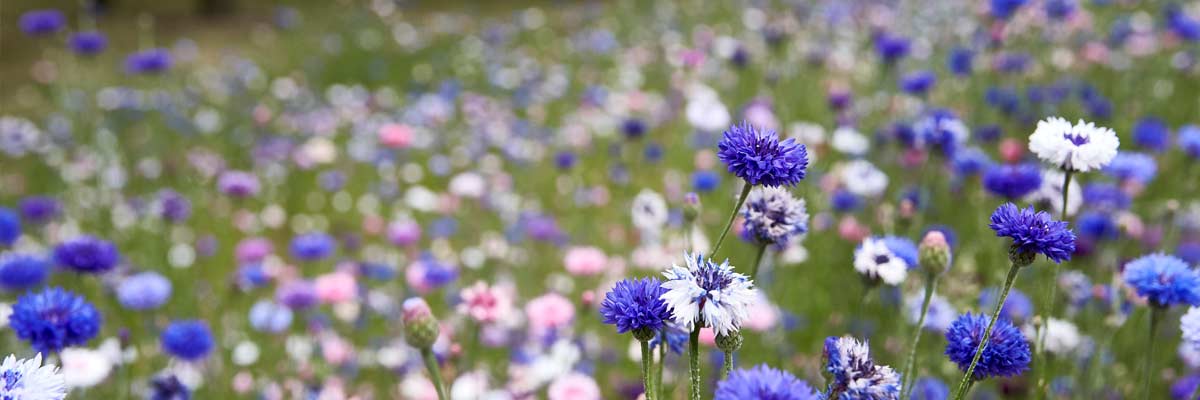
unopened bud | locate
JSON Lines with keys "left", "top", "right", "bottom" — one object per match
{"left": 402, "top": 297, "right": 439, "bottom": 349}
{"left": 683, "top": 193, "right": 701, "bottom": 224}
{"left": 716, "top": 332, "right": 743, "bottom": 353}
{"left": 919, "top": 231, "right": 952, "bottom": 276}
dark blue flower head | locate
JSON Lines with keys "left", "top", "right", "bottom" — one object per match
{"left": 944, "top": 313, "right": 1031, "bottom": 380}
{"left": 69, "top": 31, "right": 108, "bottom": 56}
{"left": 19, "top": 196, "right": 60, "bottom": 224}
{"left": 692, "top": 170, "right": 721, "bottom": 193}
{"left": 1081, "top": 183, "right": 1130, "bottom": 211}
{"left": 1103, "top": 152, "right": 1157, "bottom": 184}
{"left": 717, "top": 122, "right": 808, "bottom": 187}
{"left": 1167, "top": 5, "right": 1200, "bottom": 42}
{"left": 952, "top": 147, "right": 993, "bottom": 177}
{"left": 125, "top": 48, "right": 173, "bottom": 75}
{"left": 1123, "top": 254, "right": 1200, "bottom": 308}
{"left": 873, "top": 33, "right": 910, "bottom": 64}
{"left": 1077, "top": 211, "right": 1119, "bottom": 241}
{"left": 715, "top": 364, "right": 819, "bottom": 400}
{"left": 8, "top": 287, "right": 102, "bottom": 353}
{"left": 948, "top": 47, "right": 975, "bottom": 76}
{"left": 1179, "top": 242, "right": 1200, "bottom": 266}
{"left": 622, "top": 118, "right": 647, "bottom": 139}
{"left": 831, "top": 189, "right": 861, "bottom": 213}
{"left": 19, "top": 10, "right": 65, "bottom": 37}
{"left": 600, "top": 278, "right": 670, "bottom": 338}
{"left": 53, "top": 235, "right": 120, "bottom": 274}
{"left": 912, "top": 109, "right": 968, "bottom": 156}
{"left": 554, "top": 151, "right": 576, "bottom": 170}
{"left": 1177, "top": 125, "right": 1200, "bottom": 158}
{"left": 900, "top": 70, "right": 937, "bottom": 95}
{"left": 979, "top": 287, "right": 1033, "bottom": 322}
{"left": 157, "top": 189, "right": 192, "bottom": 223}
{"left": 0, "top": 207, "right": 20, "bottom": 246}
{"left": 982, "top": 163, "right": 1043, "bottom": 200}
{"left": 0, "top": 252, "right": 50, "bottom": 290}
{"left": 289, "top": 232, "right": 335, "bottom": 261}
{"left": 149, "top": 374, "right": 192, "bottom": 400}
{"left": 116, "top": 272, "right": 172, "bottom": 310}
{"left": 1133, "top": 117, "right": 1171, "bottom": 153}
{"left": 1045, "top": 0, "right": 1076, "bottom": 20}
{"left": 990, "top": 0, "right": 1028, "bottom": 20}
{"left": 989, "top": 203, "right": 1076, "bottom": 264}
{"left": 160, "top": 320, "right": 215, "bottom": 361}
{"left": 911, "top": 377, "right": 949, "bottom": 400}
{"left": 985, "top": 86, "right": 1020, "bottom": 115}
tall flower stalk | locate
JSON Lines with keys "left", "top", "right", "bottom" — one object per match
{"left": 1121, "top": 254, "right": 1200, "bottom": 399}
{"left": 402, "top": 298, "right": 448, "bottom": 400}
{"left": 902, "top": 231, "right": 951, "bottom": 399}
{"left": 952, "top": 259, "right": 1021, "bottom": 400}
{"left": 599, "top": 278, "right": 671, "bottom": 400}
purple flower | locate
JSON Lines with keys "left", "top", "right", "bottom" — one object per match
{"left": 125, "top": 48, "right": 173, "bottom": 75}
{"left": 116, "top": 272, "right": 172, "bottom": 310}
{"left": 53, "top": 235, "right": 120, "bottom": 274}
{"left": 982, "top": 163, "right": 1043, "bottom": 200}
{"left": 989, "top": 203, "right": 1076, "bottom": 264}
{"left": 599, "top": 278, "right": 670, "bottom": 338}
{"left": 19, "top": 10, "right": 65, "bottom": 37}
{"left": 8, "top": 287, "right": 102, "bottom": 353}
{"left": 717, "top": 122, "right": 809, "bottom": 187}
{"left": 0, "top": 252, "right": 49, "bottom": 290}
{"left": 715, "top": 364, "right": 819, "bottom": 400}
{"left": 289, "top": 232, "right": 336, "bottom": 261}
{"left": 217, "top": 170, "right": 261, "bottom": 197}
{"left": 944, "top": 313, "right": 1031, "bottom": 380}
{"left": 68, "top": 31, "right": 108, "bottom": 56}
{"left": 19, "top": 196, "right": 60, "bottom": 224}
{"left": 1133, "top": 117, "right": 1171, "bottom": 153}
{"left": 0, "top": 207, "right": 20, "bottom": 246}
{"left": 160, "top": 320, "right": 214, "bottom": 361}
{"left": 1123, "top": 254, "right": 1200, "bottom": 308}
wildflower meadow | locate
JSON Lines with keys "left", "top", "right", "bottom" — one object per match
{"left": 4, "top": 0, "right": 1200, "bottom": 399}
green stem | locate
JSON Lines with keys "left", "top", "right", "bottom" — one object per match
{"left": 422, "top": 348, "right": 449, "bottom": 400}
{"left": 1036, "top": 169, "right": 1070, "bottom": 400}
{"left": 657, "top": 329, "right": 666, "bottom": 400}
{"left": 1059, "top": 170, "right": 1072, "bottom": 221}
{"left": 642, "top": 340, "right": 654, "bottom": 400}
{"left": 722, "top": 350, "right": 734, "bottom": 381}
{"left": 709, "top": 184, "right": 753, "bottom": 258}
{"left": 748, "top": 243, "right": 768, "bottom": 280}
{"left": 1143, "top": 307, "right": 1163, "bottom": 399}
{"left": 689, "top": 324, "right": 702, "bottom": 400}
{"left": 902, "top": 275, "right": 938, "bottom": 400}
{"left": 953, "top": 262, "right": 1022, "bottom": 400}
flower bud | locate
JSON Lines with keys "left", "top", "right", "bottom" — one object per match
{"left": 683, "top": 192, "right": 701, "bottom": 224}
{"left": 918, "top": 231, "right": 952, "bottom": 276}
{"left": 402, "top": 297, "right": 439, "bottom": 349}
{"left": 715, "top": 332, "right": 743, "bottom": 353}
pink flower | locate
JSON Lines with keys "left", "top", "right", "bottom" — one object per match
{"left": 699, "top": 327, "right": 716, "bottom": 346}
{"left": 378, "top": 123, "right": 413, "bottom": 149}
{"left": 563, "top": 246, "right": 608, "bottom": 276}
{"left": 457, "top": 281, "right": 513, "bottom": 324}
{"left": 524, "top": 293, "right": 575, "bottom": 334}
{"left": 236, "top": 237, "right": 273, "bottom": 263}
{"left": 837, "top": 216, "right": 870, "bottom": 242}
{"left": 999, "top": 138, "right": 1024, "bottom": 163}
{"left": 548, "top": 373, "right": 601, "bottom": 400}
{"left": 320, "top": 335, "right": 353, "bottom": 366}
{"left": 402, "top": 298, "right": 433, "bottom": 323}
{"left": 387, "top": 220, "right": 422, "bottom": 247}
{"left": 743, "top": 294, "right": 779, "bottom": 332}
{"left": 314, "top": 271, "right": 357, "bottom": 304}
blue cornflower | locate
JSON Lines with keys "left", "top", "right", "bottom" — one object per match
{"left": 1122, "top": 254, "right": 1200, "bottom": 308}
{"left": 8, "top": 287, "right": 102, "bottom": 353}
{"left": 68, "top": 31, "right": 108, "bottom": 56}
{"left": 53, "top": 235, "right": 120, "bottom": 274}
{"left": 1167, "top": 5, "right": 1200, "bottom": 41}
{"left": 882, "top": 236, "right": 918, "bottom": 269}
{"left": 148, "top": 374, "right": 191, "bottom": 400}
{"left": 952, "top": 147, "right": 993, "bottom": 177}
{"left": 692, "top": 170, "right": 721, "bottom": 193}
{"left": 0, "top": 252, "right": 50, "bottom": 290}
{"left": 160, "top": 320, "right": 215, "bottom": 361}
{"left": 1045, "top": 0, "right": 1076, "bottom": 19}
{"left": 0, "top": 207, "right": 20, "bottom": 246}
{"left": 19, "top": 196, "right": 60, "bottom": 224}
{"left": 1077, "top": 211, "right": 1119, "bottom": 241}
{"left": 1081, "top": 183, "right": 1130, "bottom": 211}
{"left": 0, "top": 353, "right": 67, "bottom": 399}
{"left": 874, "top": 33, "right": 910, "bottom": 64}
{"left": 740, "top": 187, "right": 808, "bottom": 248}
{"left": 900, "top": 70, "right": 937, "bottom": 95}
{"left": 948, "top": 47, "right": 974, "bottom": 76}
{"left": 157, "top": 189, "right": 192, "bottom": 223}
{"left": 1177, "top": 125, "right": 1200, "bottom": 158}
{"left": 1179, "top": 242, "right": 1200, "bottom": 266}
{"left": 1133, "top": 117, "right": 1171, "bottom": 152}
{"left": 985, "top": 87, "right": 1020, "bottom": 115}
{"left": 289, "top": 232, "right": 335, "bottom": 261}
{"left": 944, "top": 313, "right": 1031, "bottom": 380}
{"left": 716, "top": 122, "right": 809, "bottom": 187}
{"left": 982, "top": 163, "right": 1043, "bottom": 200}
{"left": 715, "top": 364, "right": 820, "bottom": 400}
{"left": 599, "top": 278, "right": 671, "bottom": 339}
{"left": 912, "top": 109, "right": 969, "bottom": 156}
{"left": 989, "top": 203, "right": 1076, "bottom": 264}
{"left": 911, "top": 377, "right": 949, "bottom": 400}
{"left": 823, "top": 336, "right": 901, "bottom": 400}
{"left": 1103, "top": 152, "right": 1157, "bottom": 184}
{"left": 116, "top": 272, "right": 172, "bottom": 310}
{"left": 622, "top": 118, "right": 647, "bottom": 139}
{"left": 125, "top": 48, "right": 173, "bottom": 75}
{"left": 19, "top": 10, "right": 65, "bottom": 36}
{"left": 990, "top": 0, "right": 1028, "bottom": 20}
{"left": 979, "top": 287, "right": 1034, "bottom": 322}
{"left": 248, "top": 300, "right": 293, "bottom": 333}
{"left": 649, "top": 323, "right": 689, "bottom": 355}
{"left": 554, "top": 151, "right": 576, "bottom": 170}
{"left": 1173, "top": 375, "right": 1200, "bottom": 400}
{"left": 831, "top": 189, "right": 861, "bottom": 213}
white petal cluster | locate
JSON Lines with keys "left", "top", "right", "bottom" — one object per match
{"left": 854, "top": 238, "right": 908, "bottom": 285}
{"left": 1029, "top": 117, "right": 1119, "bottom": 172}
{"left": 0, "top": 353, "right": 67, "bottom": 400}
{"left": 659, "top": 252, "right": 757, "bottom": 336}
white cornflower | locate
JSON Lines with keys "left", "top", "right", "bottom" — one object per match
{"left": 841, "top": 160, "right": 889, "bottom": 198}
{"left": 685, "top": 93, "right": 731, "bottom": 133}
{"left": 741, "top": 187, "right": 809, "bottom": 247}
{"left": 854, "top": 238, "right": 908, "bottom": 285}
{"left": 1181, "top": 307, "right": 1200, "bottom": 351}
{"left": 631, "top": 189, "right": 669, "bottom": 233}
{"left": 59, "top": 347, "right": 112, "bottom": 389}
{"left": 1029, "top": 117, "right": 1119, "bottom": 172}
{"left": 831, "top": 126, "right": 869, "bottom": 156}
{"left": 0, "top": 353, "right": 67, "bottom": 400}
{"left": 1024, "top": 318, "right": 1082, "bottom": 356}
{"left": 659, "top": 252, "right": 757, "bottom": 336}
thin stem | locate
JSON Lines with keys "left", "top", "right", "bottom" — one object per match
{"left": 1143, "top": 307, "right": 1163, "bottom": 399}
{"left": 709, "top": 184, "right": 753, "bottom": 258}
{"left": 641, "top": 340, "right": 654, "bottom": 400}
{"left": 657, "top": 329, "right": 666, "bottom": 400}
{"left": 953, "top": 262, "right": 1021, "bottom": 400}
{"left": 1059, "top": 170, "right": 1072, "bottom": 221}
{"left": 902, "top": 275, "right": 938, "bottom": 400}
{"left": 722, "top": 351, "right": 734, "bottom": 381}
{"left": 689, "top": 324, "right": 702, "bottom": 400}
{"left": 421, "top": 348, "right": 449, "bottom": 400}
{"left": 1035, "top": 169, "right": 1070, "bottom": 400}
{"left": 748, "top": 243, "right": 768, "bottom": 280}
